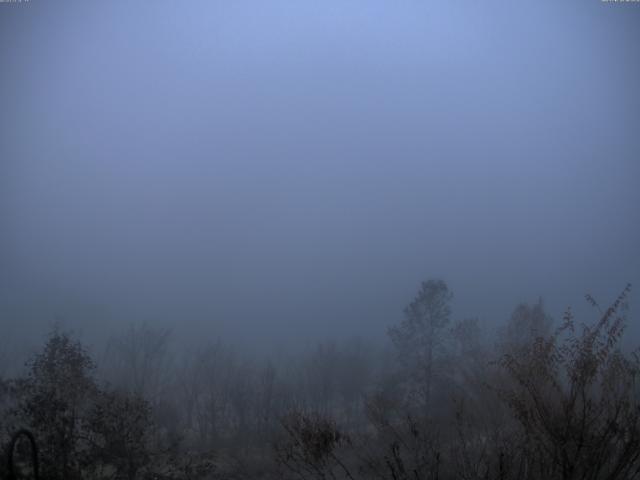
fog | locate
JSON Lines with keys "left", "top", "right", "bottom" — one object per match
{"left": 2, "top": 2, "right": 640, "bottom": 479}
{"left": 1, "top": 1, "right": 639, "bottom": 350}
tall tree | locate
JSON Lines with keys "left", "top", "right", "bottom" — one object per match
{"left": 18, "top": 329, "right": 97, "bottom": 480}
{"left": 389, "top": 279, "right": 453, "bottom": 410}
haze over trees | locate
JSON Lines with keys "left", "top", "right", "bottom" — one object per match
{"left": 1, "top": 1, "right": 638, "bottom": 479}
{"left": 388, "top": 279, "right": 452, "bottom": 412}
{"left": 1, "top": 281, "right": 637, "bottom": 479}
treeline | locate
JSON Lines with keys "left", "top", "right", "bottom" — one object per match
{"left": 0, "top": 280, "right": 638, "bottom": 480}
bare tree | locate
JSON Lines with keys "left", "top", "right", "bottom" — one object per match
{"left": 102, "top": 324, "right": 174, "bottom": 401}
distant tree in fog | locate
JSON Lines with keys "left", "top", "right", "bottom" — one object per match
{"left": 388, "top": 279, "right": 453, "bottom": 410}
{"left": 102, "top": 324, "right": 173, "bottom": 400}
{"left": 305, "top": 343, "right": 340, "bottom": 416}
{"left": 500, "top": 298, "right": 553, "bottom": 354}
{"left": 449, "top": 317, "right": 490, "bottom": 397}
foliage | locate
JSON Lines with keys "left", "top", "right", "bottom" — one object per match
{"left": 497, "top": 283, "right": 640, "bottom": 479}
{"left": 85, "top": 389, "right": 154, "bottom": 480}
{"left": 2, "top": 281, "right": 638, "bottom": 480}
{"left": 17, "top": 328, "right": 97, "bottom": 480}
{"left": 275, "top": 410, "right": 355, "bottom": 480}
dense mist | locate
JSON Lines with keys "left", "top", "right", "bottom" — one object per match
{"left": 1, "top": 1, "right": 639, "bottom": 479}
{"left": 2, "top": 0, "right": 639, "bottom": 350}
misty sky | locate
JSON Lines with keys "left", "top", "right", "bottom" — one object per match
{"left": 1, "top": 0, "right": 639, "bottom": 350}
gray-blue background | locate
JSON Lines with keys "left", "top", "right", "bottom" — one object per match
{"left": 1, "top": 0, "right": 638, "bottom": 352}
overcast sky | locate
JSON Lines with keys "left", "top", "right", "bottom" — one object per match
{"left": 1, "top": 0, "right": 639, "bottom": 351}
